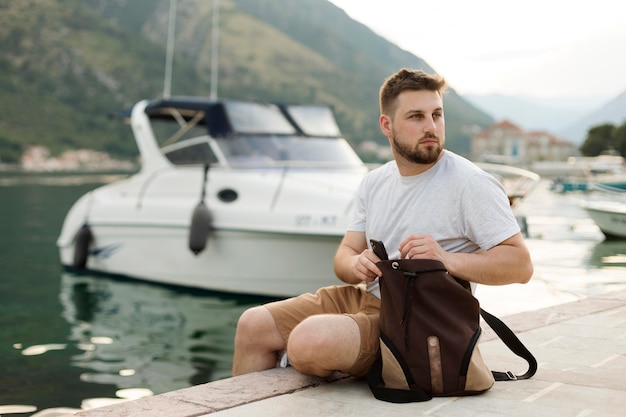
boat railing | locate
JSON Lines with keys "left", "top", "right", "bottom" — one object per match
{"left": 222, "top": 160, "right": 367, "bottom": 171}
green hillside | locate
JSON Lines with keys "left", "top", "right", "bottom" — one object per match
{"left": 0, "top": 0, "right": 492, "bottom": 164}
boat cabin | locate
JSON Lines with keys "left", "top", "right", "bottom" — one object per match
{"left": 117, "top": 97, "right": 364, "bottom": 169}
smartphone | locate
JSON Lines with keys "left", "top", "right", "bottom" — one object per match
{"left": 370, "top": 239, "right": 389, "bottom": 260}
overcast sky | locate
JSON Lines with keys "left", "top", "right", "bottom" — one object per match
{"left": 329, "top": 0, "right": 626, "bottom": 101}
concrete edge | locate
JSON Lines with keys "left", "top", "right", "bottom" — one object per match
{"left": 70, "top": 369, "right": 349, "bottom": 416}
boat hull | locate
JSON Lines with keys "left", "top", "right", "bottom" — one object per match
{"left": 59, "top": 225, "right": 343, "bottom": 297}
{"left": 581, "top": 201, "right": 626, "bottom": 239}
{"left": 56, "top": 162, "right": 365, "bottom": 297}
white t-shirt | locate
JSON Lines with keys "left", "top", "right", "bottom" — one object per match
{"left": 347, "top": 151, "right": 520, "bottom": 298}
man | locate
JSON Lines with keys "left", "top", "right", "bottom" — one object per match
{"left": 232, "top": 68, "right": 533, "bottom": 378}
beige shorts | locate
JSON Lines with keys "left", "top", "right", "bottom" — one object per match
{"left": 265, "top": 284, "right": 381, "bottom": 377}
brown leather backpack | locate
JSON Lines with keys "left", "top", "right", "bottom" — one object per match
{"left": 367, "top": 259, "right": 537, "bottom": 403}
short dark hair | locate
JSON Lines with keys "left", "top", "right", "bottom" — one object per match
{"left": 379, "top": 68, "right": 447, "bottom": 115}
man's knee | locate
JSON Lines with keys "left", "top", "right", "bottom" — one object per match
{"left": 287, "top": 318, "right": 324, "bottom": 358}
{"left": 286, "top": 315, "right": 360, "bottom": 376}
{"left": 286, "top": 317, "right": 328, "bottom": 374}
{"left": 237, "top": 306, "right": 271, "bottom": 341}
{"left": 235, "top": 306, "right": 279, "bottom": 347}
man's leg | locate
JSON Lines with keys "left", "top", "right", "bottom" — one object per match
{"left": 286, "top": 314, "right": 361, "bottom": 377}
{"left": 232, "top": 305, "right": 285, "bottom": 376}
{"left": 232, "top": 285, "right": 379, "bottom": 378}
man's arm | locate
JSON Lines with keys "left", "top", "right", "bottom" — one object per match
{"left": 399, "top": 232, "right": 533, "bottom": 285}
{"left": 448, "top": 233, "right": 533, "bottom": 285}
{"left": 333, "top": 231, "right": 382, "bottom": 284}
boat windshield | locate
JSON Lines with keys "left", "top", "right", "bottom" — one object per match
{"left": 217, "top": 135, "right": 363, "bottom": 167}
{"left": 225, "top": 101, "right": 296, "bottom": 134}
{"left": 223, "top": 102, "right": 342, "bottom": 137}
{"left": 284, "top": 105, "right": 341, "bottom": 137}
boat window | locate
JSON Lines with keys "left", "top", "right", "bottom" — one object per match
{"left": 163, "top": 140, "right": 219, "bottom": 165}
{"left": 224, "top": 102, "right": 296, "bottom": 134}
{"left": 285, "top": 105, "right": 341, "bottom": 137}
{"left": 217, "top": 135, "right": 363, "bottom": 166}
{"left": 152, "top": 119, "right": 209, "bottom": 147}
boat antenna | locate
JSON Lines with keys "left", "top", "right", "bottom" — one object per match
{"left": 163, "top": 0, "right": 178, "bottom": 98}
{"left": 209, "top": 0, "right": 220, "bottom": 99}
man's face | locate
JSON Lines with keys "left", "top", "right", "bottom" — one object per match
{"left": 386, "top": 90, "right": 445, "bottom": 165}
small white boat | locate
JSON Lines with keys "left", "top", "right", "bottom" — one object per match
{"left": 57, "top": 97, "right": 369, "bottom": 297}
{"left": 476, "top": 162, "right": 540, "bottom": 209}
{"left": 57, "top": 97, "right": 541, "bottom": 297}
{"left": 581, "top": 199, "right": 626, "bottom": 239}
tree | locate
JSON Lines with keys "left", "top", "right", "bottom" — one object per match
{"left": 614, "top": 122, "right": 626, "bottom": 158}
{"left": 0, "top": 136, "right": 23, "bottom": 163}
{"left": 579, "top": 123, "right": 616, "bottom": 156}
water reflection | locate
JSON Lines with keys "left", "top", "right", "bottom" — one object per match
{"left": 58, "top": 272, "right": 272, "bottom": 394}
{"left": 587, "top": 239, "right": 626, "bottom": 268}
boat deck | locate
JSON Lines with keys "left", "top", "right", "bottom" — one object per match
{"left": 58, "top": 288, "right": 626, "bottom": 417}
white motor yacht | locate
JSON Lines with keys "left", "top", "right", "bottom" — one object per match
{"left": 57, "top": 97, "right": 368, "bottom": 297}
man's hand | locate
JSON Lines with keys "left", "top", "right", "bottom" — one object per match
{"left": 399, "top": 234, "right": 448, "bottom": 263}
{"left": 352, "top": 249, "right": 383, "bottom": 283}
{"left": 334, "top": 231, "right": 383, "bottom": 284}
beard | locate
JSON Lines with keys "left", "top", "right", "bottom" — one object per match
{"left": 391, "top": 130, "right": 443, "bottom": 165}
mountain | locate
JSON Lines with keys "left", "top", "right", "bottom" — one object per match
{"left": 559, "top": 91, "right": 626, "bottom": 144}
{"left": 465, "top": 92, "right": 626, "bottom": 145}
{"left": 0, "top": 0, "right": 492, "bottom": 164}
{"left": 465, "top": 94, "right": 606, "bottom": 134}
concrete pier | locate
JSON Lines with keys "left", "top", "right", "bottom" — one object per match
{"left": 63, "top": 289, "right": 626, "bottom": 417}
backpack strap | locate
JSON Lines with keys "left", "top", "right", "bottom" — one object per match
{"left": 367, "top": 355, "right": 432, "bottom": 403}
{"left": 480, "top": 308, "right": 538, "bottom": 381}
